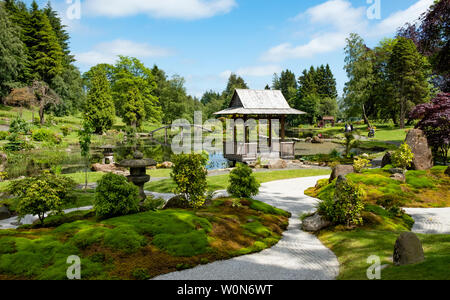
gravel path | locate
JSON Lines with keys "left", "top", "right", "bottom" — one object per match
{"left": 154, "top": 176, "right": 340, "bottom": 280}
{"left": 404, "top": 208, "right": 450, "bottom": 234}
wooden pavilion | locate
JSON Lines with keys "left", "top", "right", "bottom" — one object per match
{"left": 214, "top": 89, "right": 306, "bottom": 163}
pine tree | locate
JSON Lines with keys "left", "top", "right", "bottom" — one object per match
{"left": 84, "top": 67, "right": 115, "bottom": 134}
{"left": 221, "top": 74, "right": 249, "bottom": 109}
{"left": 388, "top": 37, "right": 431, "bottom": 128}
{"left": 123, "top": 87, "right": 146, "bottom": 129}
{"left": 0, "top": 2, "right": 28, "bottom": 98}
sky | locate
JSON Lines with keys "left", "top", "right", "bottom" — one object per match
{"left": 26, "top": 0, "right": 434, "bottom": 98}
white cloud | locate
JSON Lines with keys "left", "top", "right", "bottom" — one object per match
{"left": 220, "top": 65, "right": 282, "bottom": 78}
{"left": 262, "top": 0, "right": 433, "bottom": 62}
{"left": 75, "top": 39, "right": 172, "bottom": 65}
{"left": 372, "top": 0, "right": 434, "bottom": 36}
{"left": 84, "top": 0, "right": 236, "bottom": 20}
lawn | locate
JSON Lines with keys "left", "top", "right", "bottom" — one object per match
{"left": 318, "top": 229, "right": 450, "bottom": 280}
{"left": 145, "top": 168, "right": 332, "bottom": 193}
{"left": 0, "top": 198, "right": 289, "bottom": 280}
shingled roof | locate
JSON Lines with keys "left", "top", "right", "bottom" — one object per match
{"left": 214, "top": 89, "right": 306, "bottom": 116}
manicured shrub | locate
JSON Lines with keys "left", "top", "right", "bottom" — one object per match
{"left": 391, "top": 143, "right": 414, "bottom": 169}
{"left": 31, "top": 128, "right": 61, "bottom": 144}
{"left": 318, "top": 178, "right": 365, "bottom": 227}
{"left": 171, "top": 153, "right": 208, "bottom": 209}
{"left": 7, "top": 172, "right": 76, "bottom": 224}
{"left": 94, "top": 173, "right": 140, "bottom": 219}
{"left": 353, "top": 156, "right": 372, "bottom": 173}
{"left": 227, "top": 163, "right": 260, "bottom": 198}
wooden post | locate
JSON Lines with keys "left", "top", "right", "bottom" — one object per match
{"left": 233, "top": 117, "right": 237, "bottom": 155}
{"left": 281, "top": 115, "right": 286, "bottom": 142}
{"left": 268, "top": 118, "right": 272, "bottom": 148}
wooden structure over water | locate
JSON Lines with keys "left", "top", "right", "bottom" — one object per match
{"left": 214, "top": 89, "right": 306, "bottom": 163}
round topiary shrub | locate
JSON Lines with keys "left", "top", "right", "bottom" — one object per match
{"left": 227, "top": 163, "right": 261, "bottom": 199}
{"left": 94, "top": 173, "right": 140, "bottom": 219}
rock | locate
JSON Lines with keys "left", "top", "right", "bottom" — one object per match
{"left": 305, "top": 137, "right": 313, "bottom": 143}
{"left": 390, "top": 173, "right": 406, "bottom": 183}
{"left": 163, "top": 195, "right": 190, "bottom": 209}
{"left": 393, "top": 232, "right": 425, "bottom": 266}
{"left": 329, "top": 165, "right": 354, "bottom": 183}
{"left": 445, "top": 166, "right": 450, "bottom": 176}
{"left": 302, "top": 214, "right": 331, "bottom": 232}
{"left": 405, "top": 129, "right": 433, "bottom": 170}
{"left": 91, "top": 163, "right": 128, "bottom": 176}
{"left": 211, "top": 190, "right": 229, "bottom": 200}
{"left": 389, "top": 168, "right": 406, "bottom": 175}
{"left": 312, "top": 136, "right": 324, "bottom": 144}
{"left": 268, "top": 159, "right": 288, "bottom": 169}
{"left": 0, "top": 206, "right": 11, "bottom": 220}
{"left": 381, "top": 151, "right": 393, "bottom": 168}
{"left": 158, "top": 161, "right": 173, "bottom": 169}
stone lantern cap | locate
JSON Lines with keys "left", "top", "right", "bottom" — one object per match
{"left": 118, "top": 151, "right": 157, "bottom": 168}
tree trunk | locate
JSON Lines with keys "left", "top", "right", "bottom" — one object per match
{"left": 362, "top": 104, "right": 372, "bottom": 128}
{"left": 39, "top": 105, "right": 45, "bottom": 125}
{"left": 399, "top": 97, "right": 406, "bottom": 129}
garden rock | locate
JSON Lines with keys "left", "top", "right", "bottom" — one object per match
{"left": 302, "top": 214, "right": 331, "bottom": 232}
{"left": 211, "top": 190, "right": 229, "bottom": 200}
{"left": 312, "top": 136, "right": 324, "bottom": 144}
{"left": 390, "top": 173, "right": 406, "bottom": 183}
{"left": 0, "top": 206, "right": 11, "bottom": 220}
{"left": 381, "top": 151, "right": 393, "bottom": 168}
{"left": 329, "top": 165, "right": 354, "bottom": 183}
{"left": 389, "top": 168, "right": 406, "bottom": 175}
{"left": 158, "top": 161, "right": 173, "bottom": 169}
{"left": 164, "top": 195, "right": 190, "bottom": 209}
{"left": 405, "top": 129, "right": 433, "bottom": 170}
{"left": 305, "top": 137, "right": 312, "bottom": 143}
{"left": 445, "top": 166, "right": 450, "bottom": 176}
{"left": 91, "top": 163, "right": 128, "bottom": 176}
{"left": 268, "top": 159, "right": 288, "bottom": 169}
{"left": 393, "top": 232, "right": 425, "bottom": 266}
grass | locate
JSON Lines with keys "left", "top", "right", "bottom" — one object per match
{"left": 318, "top": 229, "right": 450, "bottom": 280}
{"left": 145, "top": 168, "right": 331, "bottom": 193}
{"left": 0, "top": 198, "right": 289, "bottom": 280}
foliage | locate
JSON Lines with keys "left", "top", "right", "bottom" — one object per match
{"left": 94, "top": 173, "right": 140, "bottom": 219}
{"left": 353, "top": 156, "right": 372, "bottom": 173}
{"left": 31, "top": 128, "right": 61, "bottom": 144}
{"left": 8, "top": 116, "right": 29, "bottom": 134}
{"left": 318, "top": 178, "right": 365, "bottom": 227}
{"left": 3, "top": 132, "right": 33, "bottom": 152}
{"left": 227, "top": 163, "right": 260, "bottom": 198}
{"left": 410, "top": 93, "right": 449, "bottom": 164}
{"left": 84, "top": 66, "right": 115, "bottom": 134}
{"left": 7, "top": 172, "right": 76, "bottom": 224}
{"left": 171, "top": 153, "right": 208, "bottom": 209}
{"left": 391, "top": 143, "right": 414, "bottom": 169}
{"left": 141, "top": 197, "right": 165, "bottom": 211}
{"left": 78, "top": 120, "right": 93, "bottom": 190}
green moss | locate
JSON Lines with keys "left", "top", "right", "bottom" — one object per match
{"left": 103, "top": 226, "right": 147, "bottom": 254}
{"left": 248, "top": 199, "right": 291, "bottom": 217}
{"left": 70, "top": 226, "right": 109, "bottom": 249}
{"left": 242, "top": 221, "right": 273, "bottom": 238}
{"left": 152, "top": 230, "right": 210, "bottom": 257}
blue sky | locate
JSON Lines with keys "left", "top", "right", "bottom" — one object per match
{"left": 27, "top": 0, "right": 434, "bottom": 98}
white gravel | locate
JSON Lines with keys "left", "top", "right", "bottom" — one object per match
{"left": 404, "top": 207, "right": 450, "bottom": 234}
{"left": 153, "top": 176, "right": 340, "bottom": 280}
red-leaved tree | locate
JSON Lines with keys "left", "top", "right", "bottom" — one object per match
{"left": 410, "top": 93, "right": 450, "bottom": 163}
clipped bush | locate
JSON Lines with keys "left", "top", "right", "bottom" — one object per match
{"left": 392, "top": 143, "right": 414, "bottom": 170}
{"left": 171, "top": 153, "right": 208, "bottom": 209}
{"left": 227, "top": 163, "right": 260, "bottom": 199}
{"left": 7, "top": 172, "right": 76, "bottom": 224}
{"left": 318, "top": 177, "right": 365, "bottom": 227}
{"left": 94, "top": 173, "right": 140, "bottom": 219}
{"left": 353, "top": 156, "right": 372, "bottom": 173}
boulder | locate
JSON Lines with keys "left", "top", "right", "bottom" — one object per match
{"left": 302, "top": 214, "right": 331, "bottom": 232}
{"left": 393, "top": 232, "right": 425, "bottom": 266}
{"left": 91, "top": 163, "right": 128, "bottom": 176}
{"left": 163, "top": 195, "right": 190, "bottom": 209}
{"left": 268, "top": 159, "right": 288, "bottom": 169}
{"left": 405, "top": 129, "right": 433, "bottom": 170}
{"left": 158, "top": 161, "right": 173, "bottom": 169}
{"left": 0, "top": 206, "right": 11, "bottom": 220}
{"left": 305, "top": 137, "right": 313, "bottom": 143}
{"left": 390, "top": 173, "right": 406, "bottom": 183}
{"left": 312, "top": 136, "right": 324, "bottom": 144}
{"left": 329, "top": 165, "right": 354, "bottom": 183}
{"left": 381, "top": 151, "right": 393, "bottom": 168}
{"left": 445, "top": 166, "right": 450, "bottom": 176}
{"left": 389, "top": 168, "right": 406, "bottom": 175}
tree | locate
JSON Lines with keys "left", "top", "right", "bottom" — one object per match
{"left": 122, "top": 87, "right": 146, "bottom": 129}
{"left": 343, "top": 33, "right": 375, "bottom": 125}
{"left": 388, "top": 37, "right": 431, "bottom": 128}
{"left": 410, "top": 93, "right": 450, "bottom": 164}
{"left": 222, "top": 74, "right": 249, "bottom": 109}
{"left": 399, "top": 0, "right": 449, "bottom": 92}
{"left": 84, "top": 67, "right": 115, "bottom": 134}
{"left": 78, "top": 120, "right": 93, "bottom": 191}
{"left": 0, "top": 2, "right": 28, "bottom": 99}
{"left": 160, "top": 75, "right": 189, "bottom": 124}
{"left": 227, "top": 163, "right": 260, "bottom": 198}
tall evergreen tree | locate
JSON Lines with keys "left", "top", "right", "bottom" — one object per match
{"left": 84, "top": 67, "right": 115, "bottom": 134}
{"left": 388, "top": 37, "right": 431, "bottom": 128}
{"left": 0, "top": 2, "right": 28, "bottom": 98}
{"left": 222, "top": 74, "right": 248, "bottom": 109}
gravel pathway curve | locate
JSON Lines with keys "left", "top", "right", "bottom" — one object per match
{"left": 154, "top": 176, "right": 340, "bottom": 280}
{"left": 404, "top": 208, "right": 450, "bottom": 234}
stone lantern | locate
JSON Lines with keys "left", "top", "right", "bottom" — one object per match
{"left": 100, "top": 145, "right": 115, "bottom": 165}
{"left": 118, "top": 151, "right": 156, "bottom": 200}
